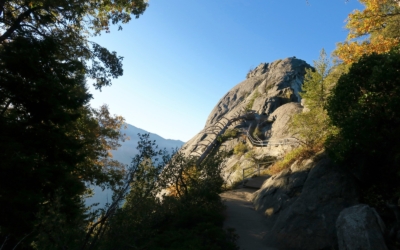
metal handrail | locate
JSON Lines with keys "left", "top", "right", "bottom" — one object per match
{"left": 242, "top": 161, "right": 275, "bottom": 185}
{"left": 242, "top": 164, "right": 260, "bottom": 185}
{"left": 246, "top": 129, "right": 299, "bottom": 147}
{"left": 190, "top": 112, "right": 300, "bottom": 164}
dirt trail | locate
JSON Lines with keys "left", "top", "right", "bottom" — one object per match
{"left": 220, "top": 188, "right": 277, "bottom": 250}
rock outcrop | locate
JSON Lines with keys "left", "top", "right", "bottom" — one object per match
{"left": 182, "top": 57, "right": 311, "bottom": 178}
{"left": 179, "top": 57, "right": 399, "bottom": 249}
{"left": 336, "top": 204, "right": 388, "bottom": 250}
{"left": 205, "top": 57, "right": 310, "bottom": 127}
{"left": 252, "top": 155, "right": 359, "bottom": 249}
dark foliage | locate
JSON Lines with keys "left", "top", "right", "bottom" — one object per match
{"left": 99, "top": 136, "right": 239, "bottom": 250}
{"left": 326, "top": 47, "right": 400, "bottom": 208}
{"left": 0, "top": 0, "right": 148, "bottom": 247}
{"left": 0, "top": 36, "right": 91, "bottom": 246}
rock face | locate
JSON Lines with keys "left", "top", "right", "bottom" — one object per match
{"left": 182, "top": 57, "right": 310, "bottom": 161}
{"left": 252, "top": 155, "right": 359, "bottom": 250}
{"left": 336, "top": 204, "right": 388, "bottom": 250}
{"left": 220, "top": 102, "right": 303, "bottom": 186}
{"left": 181, "top": 57, "right": 381, "bottom": 249}
{"left": 205, "top": 57, "right": 310, "bottom": 127}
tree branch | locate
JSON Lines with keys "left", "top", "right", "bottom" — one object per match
{"left": 12, "top": 231, "right": 33, "bottom": 250}
{"left": 0, "top": 235, "right": 9, "bottom": 250}
{"left": 0, "top": 6, "right": 41, "bottom": 43}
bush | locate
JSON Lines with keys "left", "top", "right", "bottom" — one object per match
{"left": 289, "top": 107, "right": 335, "bottom": 149}
{"left": 264, "top": 146, "right": 317, "bottom": 175}
{"left": 218, "top": 129, "right": 239, "bottom": 143}
{"left": 233, "top": 142, "right": 248, "bottom": 156}
{"left": 245, "top": 90, "right": 261, "bottom": 111}
{"left": 288, "top": 49, "right": 340, "bottom": 150}
{"left": 326, "top": 49, "right": 400, "bottom": 207}
{"left": 253, "top": 126, "right": 263, "bottom": 138}
{"left": 98, "top": 138, "right": 239, "bottom": 250}
{"left": 224, "top": 128, "right": 239, "bottom": 139}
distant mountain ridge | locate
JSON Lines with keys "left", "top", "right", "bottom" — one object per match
{"left": 112, "top": 123, "right": 185, "bottom": 165}
{"left": 87, "top": 123, "right": 184, "bottom": 206}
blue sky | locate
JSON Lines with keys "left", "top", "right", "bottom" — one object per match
{"left": 88, "top": 0, "right": 364, "bottom": 142}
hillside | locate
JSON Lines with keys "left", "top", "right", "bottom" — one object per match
{"left": 182, "top": 57, "right": 311, "bottom": 185}
{"left": 112, "top": 124, "right": 185, "bottom": 165}
{"left": 87, "top": 124, "right": 184, "bottom": 206}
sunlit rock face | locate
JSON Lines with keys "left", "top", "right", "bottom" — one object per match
{"left": 181, "top": 57, "right": 311, "bottom": 182}
{"left": 205, "top": 57, "right": 310, "bottom": 127}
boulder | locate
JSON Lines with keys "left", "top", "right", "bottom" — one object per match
{"left": 336, "top": 204, "right": 388, "bottom": 250}
{"left": 252, "top": 155, "right": 359, "bottom": 250}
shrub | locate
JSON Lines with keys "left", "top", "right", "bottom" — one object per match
{"left": 218, "top": 129, "right": 239, "bottom": 143}
{"left": 233, "top": 143, "right": 248, "bottom": 156}
{"left": 264, "top": 146, "right": 317, "bottom": 175}
{"left": 326, "top": 48, "right": 400, "bottom": 208}
{"left": 95, "top": 136, "right": 239, "bottom": 250}
{"left": 265, "top": 83, "right": 274, "bottom": 93}
{"left": 224, "top": 128, "right": 239, "bottom": 139}
{"left": 245, "top": 90, "right": 261, "bottom": 111}
{"left": 253, "top": 127, "right": 263, "bottom": 138}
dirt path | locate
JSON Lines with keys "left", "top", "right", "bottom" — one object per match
{"left": 220, "top": 188, "right": 277, "bottom": 250}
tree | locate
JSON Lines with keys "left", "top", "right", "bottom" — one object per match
{"left": 98, "top": 135, "right": 238, "bottom": 250}
{"left": 335, "top": 0, "right": 400, "bottom": 64}
{"left": 326, "top": 48, "right": 400, "bottom": 202}
{"left": 0, "top": 0, "right": 148, "bottom": 90}
{"left": 289, "top": 49, "right": 340, "bottom": 149}
{"left": 0, "top": 0, "right": 147, "bottom": 248}
{"left": 301, "top": 49, "right": 332, "bottom": 110}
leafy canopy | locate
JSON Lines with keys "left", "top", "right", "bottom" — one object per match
{"left": 0, "top": 0, "right": 147, "bottom": 247}
{"left": 289, "top": 49, "right": 340, "bottom": 149}
{"left": 335, "top": 0, "right": 400, "bottom": 63}
{"left": 326, "top": 48, "right": 400, "bottom": 192}
{"left": 0, "top": 0, "right": 148, "bottom": 89}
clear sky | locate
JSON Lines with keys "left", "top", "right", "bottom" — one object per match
{"left": 88, "top": 0, "right": 364, "bottom": 142}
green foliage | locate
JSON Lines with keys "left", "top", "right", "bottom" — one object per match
{"left": 0, "top": 0, "right": 148, "bottom": 89}
{"left": 218, "top": 128, "right": 239, "bottom": 143}
{"left": 0, "top": 0, "right": 147, "bottom": 247}
{"left": 98, "top": 136, "right": 239, "bottom": 250}
{"left": 245, "top": 90, "right": 261, "bottom": 111}
{"left": 289, "top": 108, "right": 336, "bottom": 148}
{"left": 233, "top": 142, "right": 248, "bottom": 156}
{"left": 26, "top": 134, "right": 238, "bottom": 249}
{"left": 265, "top": 83, "right": 275, "bottom": 93}
{"left": 224, "top": 128, "right": 239, "bottom": 139}
{"left": 326, "top": 49, "right": 400, "bottom": 197}
{"left": 289, "top": 49, "right": 341, "bottom": 150}
{"left": 244, "top": 150, "right": 257, "bottom": 160}
{"left": 253, "top": 126, "right": 263, "bottom": 138}
{"left": 301, "top": 49, "right": 332, "bottom": 109}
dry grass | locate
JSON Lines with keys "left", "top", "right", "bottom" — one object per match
{"left": 233, "top": 142, "right": 248, "bottom": 156}
{"left": 263, "top": 145, "right": 322, "bottom": 176}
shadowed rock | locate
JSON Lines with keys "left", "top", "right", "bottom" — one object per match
{"left": 336, "top": 204, "right": 388, "bottom": 250}
{"left": 252, "top": 155, "right": 359, "bottom": 250}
